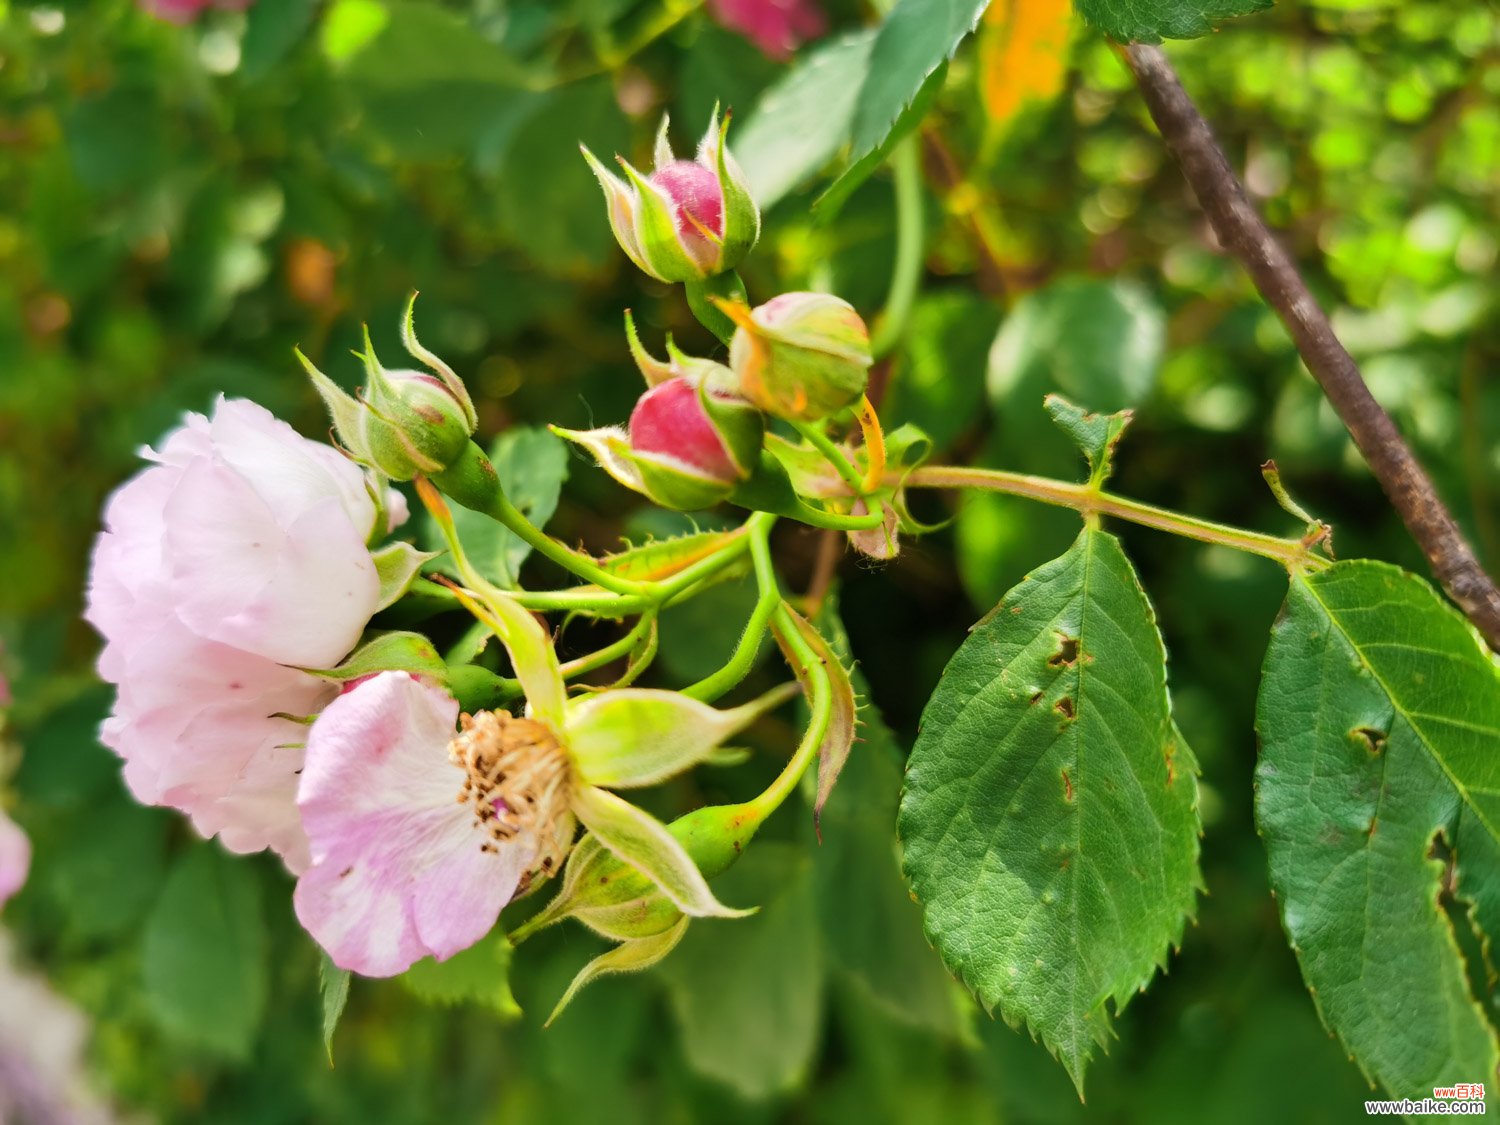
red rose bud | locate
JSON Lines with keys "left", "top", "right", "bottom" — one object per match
{"left": 723, "top": 292, "right": 872, "bottom": 422}
{"left": 582, "top": 109, "right": 759, "bottom": 284}
{"left": 628, "top": 377, "right": 763, "bottom": 510}
{"left": 300, "top": 295, "right": 477, "bottom": 481}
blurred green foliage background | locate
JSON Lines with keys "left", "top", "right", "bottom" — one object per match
{"left": 0, "top": 0, "right": 1496, "bottom": 1120}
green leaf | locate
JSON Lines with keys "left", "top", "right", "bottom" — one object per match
{"left": 1044, "top": 394, "right": 1133, "bottom": 487}
{"left": 399, "top": 936, "right": 521, "bottom": 1016}
{"left": 1074, "top": 0, "right": 1273, "bottom": 44}
{"left": 734, "top": 30, "right": 878, "bottom": 209}
{"left": 426, "top": 426, "right": 569, "bottom": 588}
{"left": 1256, "top": 560, "right": 1500, "bottom": 1098}
{"left": 320, "top": 0, "right": 389, "bottom": 63}
{"left": 319, "top": 952, "right": 351, "bottom": 1061}
{"left": 240, "top": 0, "right": 316, "bottom": 82}
{"left": 898, "top": 527, "right": 1201, "bottom": 1090}
{"left": 48, "top": 796, "right": 168, "bottom": 939}
{"left": 142, "top": 846, "right": 269, "bottom": 1060}
{"left": 657, "top": 845, "right": 824, "bottom": 1099}
{"left": 988, "top": 277, "right": 1164, "bottom": 414}
{"left": 816, "top": 61, "right": 946, "bottom": 218}
{"left": 845, "top": 0, "right": 990, "bottom": 175}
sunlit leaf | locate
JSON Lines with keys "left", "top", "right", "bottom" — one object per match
{"left": 1074, "top": 0, "right": 1273, "bottom": 43}
{"left": 899, "top": 527, "right": 1201, "bottom": 1090}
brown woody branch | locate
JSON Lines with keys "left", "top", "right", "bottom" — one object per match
{"left": 1124, "top": 43, "right": 1500, "bottom": 651}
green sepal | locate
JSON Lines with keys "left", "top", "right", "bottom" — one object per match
{"left": 704, "top": 106, "right": 759, "bottom": 269}
{"left": 566, "top": 682, "right": 798, "bottom": 789}
{"left": 544, "top": 916, "right": 689, "bottom": 1027}
{"left": 299, "top": 631, "right": 447, "bottom": 682}
{"left": 617, "top": 157, "right": 710, "bottom": 282}
{"left": 697, "top": 378, "right": 764, "bottom": 479}
{"left": 772, "top": 606, "right": 858, "bottom": 829}
{"left": 445, "top": 663, "right": 519, "bottom": 714}
{"left": 633, "top": 452, "right": 736, "bottom": 511}
{"left": 297, "top": 348, "right": 372, "bottom": 463}
{"left": 371, "top": 541, "right": 439, "bottom": 611}
{"left": 571, "top": 785, "right": 754, "bottom": 920}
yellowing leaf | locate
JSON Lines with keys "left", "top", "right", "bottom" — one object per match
{"left": 978, "top": 0, "right": 1074, "bottom": 131}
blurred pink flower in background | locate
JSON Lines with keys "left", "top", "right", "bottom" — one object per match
{"left": 0, "top": 813, "right": 27, "bottom": 911}
{"left": 708, "top": 0, "right": 826, "bottom": 59}
{"left": 139, "top": 0, "right": 252, "bottom": 24}
{"left": 86, "top": 398, "right": 404, "bottom": 872}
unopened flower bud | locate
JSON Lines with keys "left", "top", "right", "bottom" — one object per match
{"left": 723, "top": 292, "right": 872, "bottom": 422}
{"left": 628, "top": 376, "right": 763, "bottom": 511}
{"left": 582, "top": 109, "right": 759, "bottom": 283}
{"left": 300, "top": 296, "right": 477, "bottom": 481}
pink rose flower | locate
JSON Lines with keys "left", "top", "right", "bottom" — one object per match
{"left": 0, "top": 811, "right": 28, "bottom": 910}
{"left": 139, "top": 0, "right": 252, "bottom": 23}
{"left": 86, "top": 397, "right": 403, "bottom": 872}
{"left": 708, "top": 0, "right": 826, "bottom": 60}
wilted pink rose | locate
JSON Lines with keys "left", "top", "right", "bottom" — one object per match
{"left": 86, "top": 397, "right": 403, "bottom": 872}
{"left": 0, "top": 811, "right": 28, "bottom": 910}
{"left": 139, "top": 0, "right": 252, "bottom": 23}
{"left": 708, "top": 0, "right": 826, "bottom": 60}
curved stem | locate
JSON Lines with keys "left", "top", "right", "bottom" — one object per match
{"left": 870, "top": 136, "right": 925, "bottom": 359}
{"left": 907, "top": 465, "right": 1328, "bottom": 571}
{"left": 744, "top": 604, "right": 832, "bottom": 822}
{"left": 789, "top": 421, "right": 866, "bottom": 496}
{"left": 792, "top": 502, "right": 887, "bottom": 532}
{"left": 682, "top": 517, "right": 781, "bottom": 702}
{"left": 559, "top": 611, "right": 658, "bottom": 681}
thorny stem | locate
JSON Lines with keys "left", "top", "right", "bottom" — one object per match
{"left": 744, "top": 604, "right": 832, "bottom": 822}
{"left": 1124, "top": 43, "right": 1500, "bottom": 649}
{"left": 790, "top": 421, "right": 866, "bottom": 496}
{"left": 906, "top": 466, "right": 1329, "bottom": 572}
{"left": 559, "top": 611, "right": 659, "bottom": 684}
{"left": 681, "top": 516, "right": 782, "bottom": 702}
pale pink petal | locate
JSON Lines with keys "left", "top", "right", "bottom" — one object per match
{"left": 164, "top": 460, "right": 379, "bottom": 668}
{"left": 0, "top": 811, "right": 30, "bottom": 909}
{"left": 294, "top": 673, "right": 529, "bottom": 977}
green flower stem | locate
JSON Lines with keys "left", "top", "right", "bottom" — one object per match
{"left": 684, "top": 271, "right": 747, "bottom": 346}
{"left": 681, "top": 516, "right": 782, "bottom": 702}
{"left": 870, "top": 136, "right": 925, "bottom": 360}
{"left": 906, "top": 465, "right": 1331, "bottom": 572}
{"left": 789, "top": 421, "right": 867, "bottom": 497}
{"left": 432, "top": 443, "right": 648, "bottom": 597}
{"left": 558, "top": 611, "right": 659, "bottom": 682}
{"left": 792, "top": 501, "right": 887, "bottom": 532}
{"left": 744, "top": 603, "right": 833, "bottom": 822}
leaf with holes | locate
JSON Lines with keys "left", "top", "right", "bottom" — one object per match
{"left": 898, "top": 526, "right": 1201, "bottom": 1091}
{"left": 1256, "top": 560, "right": 1500, "bottom": 1098}
{"left": 1074, "top": 0, "right": 1272, "bottom": 44}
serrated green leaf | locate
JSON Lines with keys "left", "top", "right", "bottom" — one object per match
{"left": 847, "top": 0, "right": 990, "bottom": 171}
{"left": 425, "top": 426, "right": 568, "bottom": 588}
{"left": 398, "top": 936, "right": 521, "bottom": 1015}
{"left": 1256, "top": 560, "right": 1500, "bottom": 1098}
{"left": 734, "top": 31, "right": 878, "bottom": 209}
{"left": 1074, "top": 0, "right": 1273, "bottom": 44}
{"left": 142, "top": 847, "right": 268, "bottom": 1060}
{"left": 899, "top": 527, "right": 1201, "bottom": 1090}
{"left": 1044, "top": 394, "right": 1133, "bottom": 487}
{"left": 657, "top": 845, "right": 824, "bottom": 1099}
{"left": 319, "top": 952, "right": 351, "bottom": 1060}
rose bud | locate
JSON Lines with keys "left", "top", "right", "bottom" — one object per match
{"left": 628, "top": 375, "right": 763, "bottom": 510}
{"left": 582, "top": 109, "right": 759, "bottom": 284}
{"left": 722, "top": 292, "right": 873, "bottom": 422}
{"left": 300, "top": 295, "right": 477, "bottom": 481}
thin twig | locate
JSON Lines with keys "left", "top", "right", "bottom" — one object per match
{"left": 1123, "top": 43, "right": 1500, "bottom": 651}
